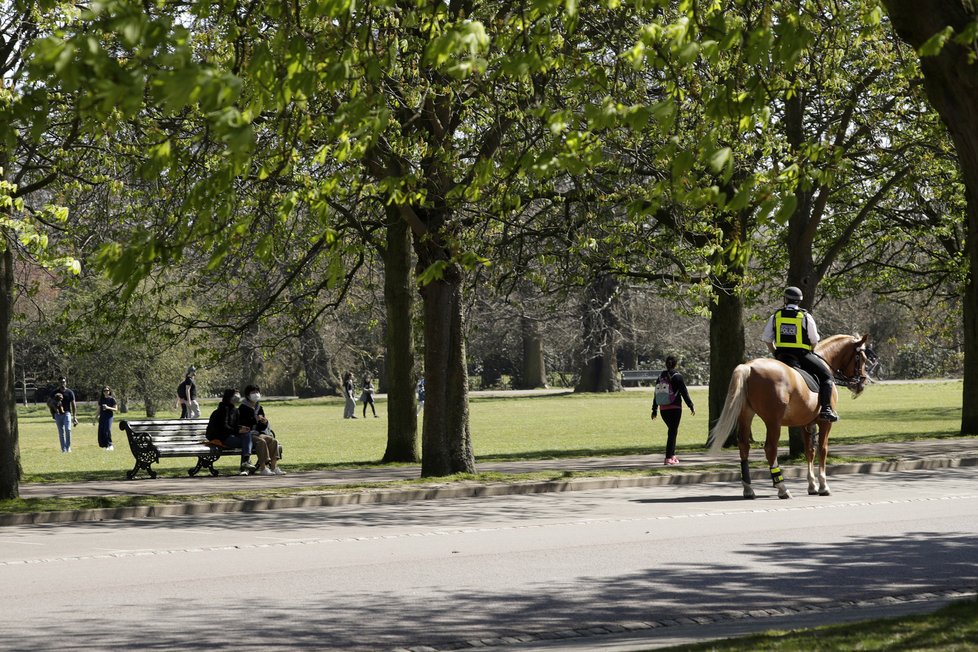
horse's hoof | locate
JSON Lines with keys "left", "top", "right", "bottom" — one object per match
{"left": 779, "top": 491, "right": 792, "bottom": 499}
{"left": 743, "top": 490, "right": 756, "bottom": 500}
{"left": 808, "top": 488, "right": 818, "bottom": 495}
{"left": 819, "top": 489, "right": 831, "bottom": 496}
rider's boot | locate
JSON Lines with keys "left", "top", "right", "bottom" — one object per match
{"left": 818, "top": 405, "right": 839, "bottom": 422}
{"left": 817, "top": 382, "right": 839, "bottom": 422}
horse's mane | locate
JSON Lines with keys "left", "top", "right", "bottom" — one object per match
{"left": 815, "top": 333, "right": 861, "bottom": 357}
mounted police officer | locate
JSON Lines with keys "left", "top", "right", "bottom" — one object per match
{"left": 761, "top": 286, "right": 840, "bottom": 422}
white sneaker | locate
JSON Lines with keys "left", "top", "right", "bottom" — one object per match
{"left": 273, "top": 467, "right": 287, "bottom": 475}
{"left": 106, "top": 445, "right": 114, "bottom": 451}
{"left": 260, "top": 467, "right": 275, "bottom": 476}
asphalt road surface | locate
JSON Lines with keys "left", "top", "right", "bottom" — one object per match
{"left": 2, "top": 466, "right": 977, "bottom": 651}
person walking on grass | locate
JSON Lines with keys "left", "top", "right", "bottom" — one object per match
{"left": 97, "top": 386, "right": 118, "bottom": 450}
{"left": 49, "top": 376, "right": 78, "bottom": 453}
{"left": 651, "top": 356, "right": 694, "bottom": 465}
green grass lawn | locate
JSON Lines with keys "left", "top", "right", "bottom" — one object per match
{"left": 663, "top": 598, "right": 978, "bottom": 651}
{"left": 14, "top": 380, "right": 966, "bottom": 482}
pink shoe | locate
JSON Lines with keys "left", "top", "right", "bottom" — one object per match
{"left": 665, "top": 456, "right": 679, "bottom": 465}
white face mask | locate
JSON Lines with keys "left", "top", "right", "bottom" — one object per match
{"left": 230, "top": 394, "right": 242, "bottom": 405}
{"left": 248, "top": 393, "right": 261, "bottom": 402}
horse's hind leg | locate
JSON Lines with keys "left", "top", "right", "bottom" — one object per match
{"left": 764, "top": 420, "right": 791, "bottom": 499}
{"left": 804, "top": 424, "right": 818, "bottom": 495}
{"left": 738, "top": 417, "right": 755, "bottom": 500}
{"left": 817, "top": 424, "right": 832, "bottom": 496}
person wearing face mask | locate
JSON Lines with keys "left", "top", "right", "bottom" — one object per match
{"left": 205, "top": 388, "right": 256, "bottom": 475}
{"left": 239, "top": 384, "right": 284, "bottom": 476}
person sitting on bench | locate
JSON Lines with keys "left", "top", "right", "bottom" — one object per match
{"left": 206, "top": 388, "right": 256, "bottom": 475}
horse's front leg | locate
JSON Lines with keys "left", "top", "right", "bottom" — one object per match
{"left": 764, "top": 421, "right": 791, "bottom": 499}
{"left": 804, "top": 424, "right": 818, "bottom": 495}
{"left": 816, "top": 425, "right": 832, "bottom": 495}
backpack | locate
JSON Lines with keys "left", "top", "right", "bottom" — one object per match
{"left": 655, "top": 372, "right": 676, "bottom": 407}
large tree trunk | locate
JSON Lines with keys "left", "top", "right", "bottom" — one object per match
{"left": 884, "top": 0, "right": 978, "bottom": 434}
{"left": 575, "top": 275, "right": 622, "bottom": 393}
{"left": 298, "top": 327, "right": 339, "bottom": 397}
{"left": 708, "top": 275, "right": 746, "bottom": 446}
{"left": 0, "top": 241, "right": 21, "bottom": 499}
{"left": 417, "top": 258, "right": 475, "bottom": 476}
{"left": 382, "top": 209, "right": 419, "bottom": 463}
{"left": 520, "top": 316, "right": 548, "bottom": 389}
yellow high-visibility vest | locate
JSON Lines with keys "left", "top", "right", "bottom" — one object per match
{"left": 774, "top": 309, "right": 812, "bottom": 350}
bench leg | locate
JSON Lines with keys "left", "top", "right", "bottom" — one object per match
{"left": 191, "top": 454, "right": 220, "bottom": 477}
{"left": 126, "top": 459, "right": 157, "bottom": 480}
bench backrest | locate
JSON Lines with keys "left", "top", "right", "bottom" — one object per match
{"left": 121, "top": 419, "right": 211, "bottom": 445}
{"left": 621, "top": 370, "right": 658, "bottom": 381}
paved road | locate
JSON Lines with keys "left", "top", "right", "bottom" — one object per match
{"left": 2, "top": 466, "right": 976, "bottom": 651}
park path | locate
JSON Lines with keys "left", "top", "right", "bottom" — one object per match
{"left": 17, "top": 437, "right": 978, "bottom": 500}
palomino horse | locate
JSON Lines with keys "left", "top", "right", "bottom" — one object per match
{"left": 708, "top": 334, "right": 872, "bottom": 499}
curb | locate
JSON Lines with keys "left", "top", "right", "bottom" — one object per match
{"left": 3, "top": 455, "right": 977, "bottom": 527}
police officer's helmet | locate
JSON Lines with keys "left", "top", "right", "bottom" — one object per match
{"left": 784, "top": 286, "right": 803, "bottom": 303}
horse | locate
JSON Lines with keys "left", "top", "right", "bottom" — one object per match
{"left": 707, "top": 334, "right": 873, "bottom": 499}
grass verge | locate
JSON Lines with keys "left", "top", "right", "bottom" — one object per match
{"left": 662, "top": 598, "right": 978, "bottom": 651}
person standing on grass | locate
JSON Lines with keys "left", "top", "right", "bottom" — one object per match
{"left": 651, "top": 356, "right": 694, "bottom": 466}
{"left": 97, "top": 386, "right": 118, "bottom": 450}
{"left": 342, "top": 372, "right": 357, "bottom": 419}
{"left": 416, "top": 377, "right": 425, "bottom": 415}
{"left": 361, "top": 377, "right": 378, "bottom": 418}
{"left": 177, "top": 366, "right": 199, "bottom": 419}
{"left": 49, "top": 376, "right": 78, "bottom": 453}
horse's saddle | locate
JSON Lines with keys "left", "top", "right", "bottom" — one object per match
{"left": 783, "top": 363, "right": 820, "bottom": 392}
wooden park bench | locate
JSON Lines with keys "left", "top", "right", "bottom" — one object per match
{"left": 620, "top": 369, "right": 658, "bottom": 386}
{"left": 119, "top": 418, "right": 282, "bottom": 480}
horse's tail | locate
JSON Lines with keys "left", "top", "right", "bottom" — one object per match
{"left": 708, "top": 364, "right": 751, "bottom": 454}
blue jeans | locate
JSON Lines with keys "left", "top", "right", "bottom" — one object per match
{"left": 55, "top": 412, "right": 72, "bottom": 451}
{"left": 98, "top": 413, "right": 114, "bottom": 448}
{"left": 223, "top": 433, "right": 253, "bottom": 457}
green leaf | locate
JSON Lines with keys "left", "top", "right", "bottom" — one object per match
{"left": 919, "top": 26, "right": 954, "bottom": 57}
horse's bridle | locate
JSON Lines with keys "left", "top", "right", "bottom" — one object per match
{"left": 832, "top": 344, "right": 878, "bottom": 394}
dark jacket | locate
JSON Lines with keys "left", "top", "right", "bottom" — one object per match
{"left": 239, "top": 402, "right": 268, "bottom": 432}
{"left": 206, "top": 402, "right": 240, "bottom": 441}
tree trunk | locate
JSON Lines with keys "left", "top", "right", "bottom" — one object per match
{"left": 418, "top": 259, "right": 475, "bottom": 476}
{"left": 520, "top": 316, "right": 548, "bottom": 389}
{"left": 240, "top": 324, "right": 263, "bottom": 389}
{"left": 299, "top": 327, "right": 339, "bottom": 397}
{"left": 883, "top": 0, "right": 978, "bottom": 434}
{"left": 708, "top": 275, "right": 746, "bottom": 447}
{"left": 0, "top": 241, "right": 22, "bottom": 499}
{"left": 575, "top": 275, "right": 622, "bottom": 393}
{"left": 382, "top": 209, "right": 419, "bottom": 463}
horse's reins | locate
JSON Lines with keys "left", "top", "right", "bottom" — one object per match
{"left": 816, "top": 346, "right": 878, "bottom": 390}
